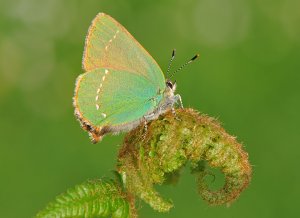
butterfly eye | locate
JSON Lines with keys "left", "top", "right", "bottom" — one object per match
{"left": 166, "top": 81, "right": 173, "bottom": 89}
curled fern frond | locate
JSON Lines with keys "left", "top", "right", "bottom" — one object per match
{"left": 36, "top": 179, "right": 134, "bottom": 218}
{"left": 37, "top": 108, "right": 251, "bottom": 217}
{"left": 117, "top": 108, "right": 251, "bottom": 212}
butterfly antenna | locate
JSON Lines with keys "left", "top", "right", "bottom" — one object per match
{"left": 166, "top": 49, "right": 176, "bottom": 76}
{"left": 169, "top": 54, "right": 199, "bottom": 79}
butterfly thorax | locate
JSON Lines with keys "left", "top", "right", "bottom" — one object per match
{"left": 144, "top": 80, "right": 179, "bottom": 121}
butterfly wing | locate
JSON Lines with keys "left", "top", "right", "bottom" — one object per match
{"left": 82, "top": 13, "right": 165, "bottom": 87}
{"left": 74, "top": 68, "right": 163, "bottom": 143}
{"left": 75, "top": 13, "right": 166, "bottom": 142}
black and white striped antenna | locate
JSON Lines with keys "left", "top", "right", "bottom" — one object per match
{"left": 166, "top": 49, "right": 176, "bottom": 76}
{"left": 168, "top": 53, "right": 199, "bottom": 79}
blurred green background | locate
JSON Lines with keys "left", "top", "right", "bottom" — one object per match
{"left": 1, "top": 0, "right": 299, "bottom": 217}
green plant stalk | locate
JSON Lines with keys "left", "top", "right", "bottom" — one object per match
{"left": 117, "top": 108, "right": 251, "bottom": 212}
{"left": 36, "top": 179, "right": 134, "bottom": 218}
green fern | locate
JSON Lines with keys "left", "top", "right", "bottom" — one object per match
{"left": 36, "top": 179, "right": 133, "bottom": 218}
{"left": 37, "top": 108, "right": 251, "bottom": 217}
{"left": 117, "top": 108, "right": 251, "bottom": 211}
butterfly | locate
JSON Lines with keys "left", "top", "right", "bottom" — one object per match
{"left": 73, "top": 13, "right": 198, "bottom": 143}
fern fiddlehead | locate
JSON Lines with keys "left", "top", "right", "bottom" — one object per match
{"left": 117, "top": 108, "right": 251, "bottom": 212}
{"left": 37, "top": 108, "right": 251, "bottom": 217}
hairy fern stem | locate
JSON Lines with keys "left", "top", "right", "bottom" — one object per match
{"left": 37, "top": 108, "right": 251, "bottom": 217}
{"left": 117, "top": 108, "right": 251, "bottom": 211}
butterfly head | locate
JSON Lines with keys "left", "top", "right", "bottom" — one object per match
{"left": 164, "top": 50, "right": 199, "bottom": 96}
{"left": 164, "top": 79, "right": 177, "bottom": 98}
{"left": 166, "top": 80, "right": 176, "bottom": 92}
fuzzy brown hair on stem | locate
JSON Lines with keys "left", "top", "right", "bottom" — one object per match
{"left": 117, "top": 108, "right": 252, "bottom": 212}
{"left": 36, "top": 108, "right": 251, "bottom": 218}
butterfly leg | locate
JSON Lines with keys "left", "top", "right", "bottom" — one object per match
{"left": 171, "top": 94, "right": 183, "bottom": 120}
{"left": 170, "top": 104, "right": 181, "bottom": 121}
{"left": 143, "top": 119, "right": 148, "bottom": 133}
{"left": 139, "top": 116, "right": 152, "bottom": 142}
{"left": 174, "top": 94, "right": 183, "bottom": 108}
{"left": 143, "top": 120, "right": 148, "bottom": 140}
{"left": 171, "top": 106, "right": 177, "bottom": 116}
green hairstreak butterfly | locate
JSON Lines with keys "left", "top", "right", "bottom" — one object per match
{"left": 73, "top": 13, "right": 198, "bottom": 143}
